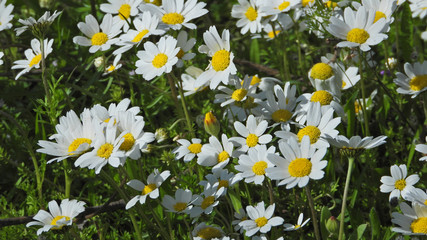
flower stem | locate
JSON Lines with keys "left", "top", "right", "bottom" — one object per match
{"left": 358, "top": 50, "right": 370, "bottom": 136}
{"left": 304, "top": 185, "right": 321, "bottom": 240}
{"left": 170, "top": 72, "right": 194, "bottom": 138}
{"left": 338, "top": 157, "right": 355, "bottom": 240}
{"left": 39, "top": 37, "right": 51, "bottom": 104}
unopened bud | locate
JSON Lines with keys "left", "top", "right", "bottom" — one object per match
{"left": 204, "top": 111, "right": 220, "bottom": 137}
{"left": 94, "top": 56, "right": 105, "bottom": 68}
{"left": 386, "top": 58, "right": 397, "bottom": 70}
{"left": 155, "top": 128, "right": 168, "bottom": 143}
{"left": 326, "top": 216, "right": 339, "bottom": 235}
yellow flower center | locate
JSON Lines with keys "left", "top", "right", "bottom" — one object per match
{"left": 50, "top": 216, "right": 70, "bottom": 230}
{"left": 394, "top": 179, "right": 406, "bottom": 191}
{"left": 374, "top": 11, "right": 386, "bottom": 23}
{"left": 251, "top": 75, "right": 261, "bottom": 85}
{"left": 268, "top": 30, "right": 281, "bottom": 39}
{"left": 354, "top": 101, "right": 362, "bottom": 114}
{"left": 311, "top": 90, "right": 333, "bottom": 106}
{"left": 197, "top": 227, "right": 222, "bottom": 239}
{"left": 325, "top": 1, "right": 338, "bottom": 8}
{"left": 188, "top": 143, "right": 202, "bottom": 154}
{"left": 173, "top": 202, "right": 187, "bottom": 212}
{"left": 218, "top": 180, "right": 229, "bottom": 189}
{"left": 252, "top": 161, "right": 267, "bottom": 175}
{"left": 68, "top": 138, "right": 92, "bottom": 155}
{"left": 103, "top": 118, "right": 117, "bottom": 125}
{"left": 176, "top": 49, "right": 185, "bottom": 59}
{"left": 272, "top": 109, "right": 292, "bottom": 123}
{"left": 119, "top": 133, "right": 135, "bottom": 151}
{"left": 132, "top": 29, "right": 149, "bottom": 43}
{"left": 409, "top": 75, "right": 427, "bottom": 91}
{"left": 346, "top": 28, "right": 370, "bottom": 44}
{"left": 297, "top": 126, "right": 321, "bottom": 144}
{"left": 310, "top": 63, "right": 334, "bottom": 80}
{"left": 302, "top": 0, "right": 314, "bottom": 7}
{"left": 91, "top": 32, "right": 108, "bottom": 46}
{"left": 142, "top": 183, "right": 157, "bottom": 195}
{"left": 217, "top": 151, "right": 230, "bottom": 163}
{"left": 245, "top": 7, "right": 258, "bottom": 21}
{"left": 342, "top": 80, "right": 347, "bottom": 88}
{"left": 424, "top": 199, "right": 427, "bottom": 205}
{"left": 278, "top": 1, "right": 290, "bottom": 10}
{"left": 29, "top": 54, "right": 42, "bottom": 67}
{"left": 97, "top": 143, "right": 114, "bottom": 158}
{"left": 162, "top": 13, "right": 184, "bottom": 25}
{"left": 232, "top": 89, "right": 248, "bottom": 101}
{"left": 211, "top": 49, "right": 230, "bottom": 72}
{"left": 118, "top": 4, "right": 131, "bottom": 20}
{"left": 144, "top": 0, "right": 162, "bottom": 6}
{"left": 201, "top": 196, "right": 215, "bottom": 209}
{"left": 107, "top": 65, "right": 115, "bottom": 72}
{"left": 152, "top": 53, "right": 168, "bottom": 68}
{"left": 295, "top": 224, "right": 301, "bottom": 229}
{"left": 410, "top": 217, "right": 427, "bottom": 234}
{"left": 288, "top": 158, "right": 312, "bottom": 177}
{"left": 255, "top": 217, "right": 268, "bottom": 227}
{"left": 246, "top": 134, "right": 259, "bottom": 147}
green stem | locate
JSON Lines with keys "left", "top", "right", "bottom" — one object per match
{"left": 267, "top": 179, "right": 274, "bottom": 205}
{"left": 39, "top": 37, "right": 51, "bottom": 104}
{"left": 358, "top": 50, "right": 370, "bottom": 136}
{"left": 282, "top": 34, "right": 291, "bottom": 82}
{"left": 338, "top": 157, "right": 355, "bottom": 240}
{"left": 183, "top": 218, "right": 194, "bottom": 240}
{"left": 170, "top": 72, "right": 194, "bottom": 138}
{"left": 63, "top": 159, "right": 72, "bottom": 198}
{"left": 305, "top": 185, "right": 321, "bottom": 240}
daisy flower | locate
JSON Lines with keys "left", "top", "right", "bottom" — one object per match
{"left": 189, "top": 184, "right": 224, "bottom": 218}
{"left": 380, "top": 164, "right": 420, "bottom": 201}
{"left": 195, "top": 26, "right": 237, "bottom": 90}
{"left": 403, "top": 188, "right": 427, "bottom": 206}
{"left": 0, "top": 0, "right": 14, "bottom": 32}
{"left": 410, "top": 0, "right": 427, "bottom": 19}
{"left": 74, "top": 121, "right": 126, "bottom": 174}
{"left": 192, "top": 222, "right": 225, "bottom": 240}
{"left": 232, "top": 208, "right": 248, "bottom": 233}
{"left": 234, "top": 145, "right": 276, "bottom": 185}
{"left": 26, "top": 199, "right": 85, "bottom": 236}
{"left": 113, "top": 11, "right": 164, "bottom": 55}
{"left": 354, "top": 89, "right": 377, "bottom": 121}
{"left": 391, "top": 202, "right": 427, "bottom": 235}
{"left": 73, "top": 14, "right": 122, "bottom": 53}
{"left": 197, "top": 134, "right": 234, "bottom": 169}
{"left": 239, "top": 201, "right": 284, "bottom": 237}
{"left": 11, "top": 38, "right": 53, "bottom": 80}
{"left": 135, "top": 36, "right": 179, "bottom": 80}
{"left": 415, "top": 137, "right": 427, "bottom": 161}
{"left": 15, "top": 10, "right": 61, "bottom": 36}
{"left": 140, "top": 0, "right": 208, "bottom": 30}
{"left": 91, "top": 98, "right": 140, "bottom": 125}
{"left": 172, "top": 138, "right": 203, "bottom": 162}
{"left": 394, "top": 61, "right": 427, "bottom": 98}
{"left": 356, "top": 0, "right": 397, "bottom": 25}
{"left": 214, "top": 75, "right": 257, "bottom": 108}
{"left": 100, "top": 0, "right": 142, "bottom": 32}
{"left": 199, "top": 168, "right": 241, "bottom": 195}
{"left": 161, "top": 189, "right": 194, "bottom": 214}
{"left": 230, "top": 115, "right": 272, "bottom": 154}
{"left": 126, "top": 169, "right": 171, "bottom": 209}
{"left": 284, "top": 213, "right": 310, "bottom": 231}
{"left": 247, "top": 75, "right": 282, "bottom": 93}
{"left": 266, "top": 136, "right": 328, "bottom": 188}
{"left": 231, "top": 0, "right": 266, "bottom": 34}
{"left": 180, "top": 66, "right": 207, "bottom": 96}
{"left": 175, "top": 30, "right": 196, "bottom": 68}
{"left": 326, "top": 134, "right": 386, "bottom": 157}
{"left": 326, "top": 6, "right": 388, "bottom": 51}
{"left": 103, "top": 54, "right": 122, "bottom": 75}
{"left": 261, "top": 0, "right": 297, "bottom": 16}
{"left": 253, "top": 14, "right": 294, "bottom": 40}
{"left": 341, "top": 66, "right": 361, "bottom": 90}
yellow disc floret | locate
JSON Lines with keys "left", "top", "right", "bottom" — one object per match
{"left": 278, "top": 1, "right": 290, "bottom": 10}
{"left": 118, "top": 4, "right": 131, "bottom": 20}
{"left": 325, "top": 1, "right": 338, "bottom": 8}
{"left": 251, "top": 75, "right": 261, "bottom": 85}
{"left": 217, "top": 151, "right": 230, "bottom": 163}
{"left": 142, "top": 183, "right": 157, "bottom": 195}
{"left": 394, "top": 179, "right": 406, "bottom": 191}
{"left": 218, "top": 180, "right": 229, "bottom": 189}
{"left": 176, "top": 49, "right": 185, "bottom": 59}
{"left": 410, "top": 217, "right": 427, "bottom": 234}
{"left": 246, "top": 134, "right": 259, "bottom": 147}
{"left": 188, "top": 143, "right": 202, "bottom": 154}
{"left": 245, "top": 7, "right": 258, "bottom": 21}
{"left": 152, "top": 53, "right": 168, "bottom": 68}
{"left": 297, "top": 126, "right": 321, "bottom": 144}
{"left": 232, "top": 89, "right": 248, "bottom": 101}
{"left": 252, "top": 161, "right": 267, "bottom": 175}
{"left": 29, "top": 54, "right": 42, "bottom": 67}
{"left": 144, "top": 0, "right": 161, "bottom": 6}
{"left": 68, "top": 138, "right": 92, "bottom": 155}
{"left": 310, "top": 63, "right": 334, "bottom": 80}
{"left": 197, "top": 227, "right": 222, "bottom": 239}
{"left": 288, "top": 158, "right": 312, "bottom": 177}
{"left": 119, "top": 133, "right": 135, "bottom": 151}
{"left": 50, "top": 216, "right": 71, "bottom": 230}
{"left": 255, "top": 217, "right": 268, "bottom": 227}
{"left": 91, "top": 32, "right": 108, "bottom": 46}
{"left": 162, "top": 13, "right": 184, "bottom": 25}
{"left": 211, "top": 50, "right": 231, "bottom": 72}
{"left": 132, "top": 29, "right": 149, "bottom": 42}
{"left": 409, "top": 75, "right": 427, "bottom": 91}
{"left": 107, "top": 65, "right": 115, "bottom": 72}
{"left": 201, "top": 196, "right": 215, "bottom": 209}
{"left": 97, "top": 143, "right": 114, "bottom": 158}
{"left": 346, "top": 28, "right": 370, "bottom": 44}
{"left": 311, "top": 90, "right": 333, "bottom": 106}
{"left": 374, "top": 11, "right": 386, "bottom": 23}
{"left": 173, "top": 202, "right": 187, "bottom": 212}
{"left": 272, "top": 109, "right": 292, "bottom": 123}
{"left": 302, "top": 0, "right": 314, "bottom": 7}
{"left": 268, "top": 30, "right": 281, "bottom": 39}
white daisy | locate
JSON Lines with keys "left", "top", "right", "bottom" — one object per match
{"left": 73, "top": 14, "right": 122, "bottom": 53}
{"left": 90, "top": 98, "right": 140, "bottom": 125}
{"left": 74, "top": 121, "right": 126, "bottom": 174}
{"left": 214, "top": 75, "right": 257, "bottom": 108}
{"left": 180, "top": 66, "right": 207, "bottom": 96}
{"left": 380, "top": 164, "right": 420, "bottom": 201}
{"left": 326, "top": 134, "right": 387, "bottom": 150}
{"left": 175, "top": 30, "right": 196, "bottom": 68}
{"left": 410, "top": 0, "right": 427, "bottom": 19}
{"left": 234, "top": 145, "right": 276, "bottom": 185}
{"left": 354, "top": 89, "right": 377, "bottom": 121}
{"left": 246, "top": 75, "right": 282, "bottom": 93}
{"left": 415, "top": 137, "right": 427, "bottom": 161}
{"left": 0, "top": 0, "right": 14, "bottom": 32}
{"left": 100, "top": 0, "right": 142, "bottom": 32}
{"left": 391, "top": 202, "right": 427, "bottom": 235}
{"left": 126, "top": 169, "right": 171, "bottom": 209}
{"left": 326, "top": 6, "right": 388, "bottom": 51}
{"left": 284, "top": 213, "right": 310, "bottom": 231}
{"left": 172, "top": 138, "right": 202, "bottom": 162}
{"left": 189, "top": 183, "right": 224, "bottom": 218}
{"left": 103, "top": 54, "right": 122, "bottom": 75}
{"left": 261, "top": 0, "right": 297, "bottom": 16}
{"left": 140, "top": 0, "right": 208, "bottom": 30}
{"left": 15, "top": 10, "right": 61, "bottom": 36}
{"left": 26, "top": 199, "right": 85, "bottom": 236}
{"left": 394, "top": 61, "right": 427, "bottom": 98}
{"left": 232, "top": 208, "right": 248, "bottom": 233}
{"left": 11, "top": 38, "right": 53, "bottom": 80}
{"left": 403, "top": 188, "right": 427, "bottom": 206}
{"left": 135, "top": 36, "right": 179, "bottom": 80}
{"left": 195, "top": 26, "right": 237, "bottom": 90}
{"left": 161, "top": 188, "right": 194, "bottom": 214}
{"left": 199, "top": 168, "right": 241, "bottom": 195}
{"left": 197, "top": 134, "right": 234, "bottom": 169}
{"left": 356, "top": 0, "right": 397, "bottom": 26}
{"left": 231, "top": 0, "right": 266, "bottom": 34}
{"left": 230, "top": 115, "right": 272, "bottom": 154}
{"left": 252, "top": 14, "right": 294, "bottom": 40}
{"left": 192, "top": 222, "right": 225, "bottom": 240}
{"left": 266, "top": 136, "right": 328, "bottom": 188}
{"left": 341, "top": 66, "right": 361, "bottom": 90}
{"left": 239, "top": 201, "right": 284, "bottom": 237}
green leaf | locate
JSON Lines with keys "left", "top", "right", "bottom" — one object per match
{"left": 369, "top": 208, "right": 381, "bottom": 240}
{"left": 357, "top": 223, "right": 367, "bottom": 239}
{"left": 228, "top": 188, "right": 243, "bottom": 213}
{"left": 250, "top": 39, "right": 260, "bottom": 64}
{"left": 398, "top": 3, "right": 414, "bottom": 62}
{"left": 320, "top": 206, "right": 332, "bottom": 240}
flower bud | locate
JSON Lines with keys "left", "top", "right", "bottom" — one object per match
{"left": 204, "top": 111, "right": 220, "bottom": 137}
{"left": 94, "top": 56, "right": 105, "bottom": 68}
{"left": 326, "top": 216, "right": 339, "bottom": 235}
{"left": 155, "top": 128, "right": 168, "bottom": 143}
{"left": 386, "top": 58, "right": 397, "bottom": 70}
